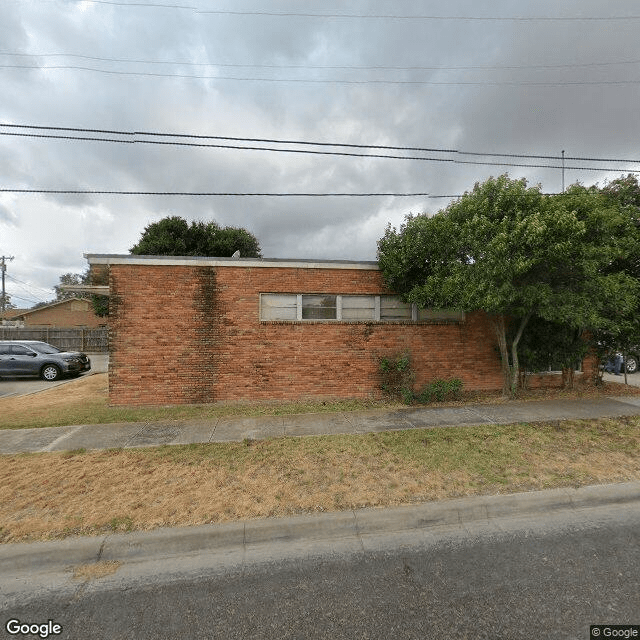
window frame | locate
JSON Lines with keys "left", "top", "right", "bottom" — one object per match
{"left": 259, "top": 293, "right": 464, "bottom": 323}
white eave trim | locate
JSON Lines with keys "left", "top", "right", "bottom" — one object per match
{"left": 85, "top": 254, "right": 380, "bottom": 270}
{"left": 60, "top": 285, "right": 110, "bottom": 295}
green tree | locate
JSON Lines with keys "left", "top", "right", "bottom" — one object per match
{"left": 601, "top": 173, "right": 640, "bottom": 216}
{"left": 54, "top": 272, "right": 90, "bottom": 301}
{"left": 516, "top": 316, "right": 588, "bottom": 388}
{"left": 377, "top": 175, "right": 639, "bottom": 396}
{"left": 53, "top": 270, "right": 108, "bottom": 317}
{"left": 0, "top": 293, "right": 16, "bottom": 311}
{"left": 130, "top": 216, "right": 262, "bottom": 258}
{"left": 594, "top": 174, "right": 640, "bottom": 379}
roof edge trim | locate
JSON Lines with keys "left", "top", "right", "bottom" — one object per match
{"left": 85, "top": 254, "right": 380, "bottom": 270}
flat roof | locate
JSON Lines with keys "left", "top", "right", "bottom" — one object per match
{"left": 85, "top": 254, "right": 380, "bottom": 270}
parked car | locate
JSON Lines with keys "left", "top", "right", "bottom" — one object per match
{"left": 624, "top": 350, "right": 639, "bottom": 374}
{"left": 0, "top": 340, "right": 91, "bottom": 381}
{"left": 603, "top": 350, "right": 639, "bottom": 374}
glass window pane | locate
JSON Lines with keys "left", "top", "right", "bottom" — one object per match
{"left": 417, "top": 309, "right": 464, "bottom": 322}
{"left": 302, "top": 295, "right": 337, "bottom": 320}
{"left": 11, "top": 345, "right": 32, "bottom": 355}
{"left": 261, "top": 294, "right": 297, "bottom": 320}
{"left": 342, "top": 295, "right": 375, "bottom": 320}
{"left": 380, "top": 295, "right": 412, "bottom": 320}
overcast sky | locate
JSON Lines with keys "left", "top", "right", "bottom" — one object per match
{"left": 2, "top": 0, "right": 640, "bottom": 307}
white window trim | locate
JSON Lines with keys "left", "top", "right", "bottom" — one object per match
{"left": 260, "top": 293, "right": 465, "bottom": 323}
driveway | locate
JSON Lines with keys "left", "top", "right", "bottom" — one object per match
{"left": 602, "top": 371, "right": 640, "bottom": 387}
{"left": 0, "top": 353, "right": 108, "bottom": 399}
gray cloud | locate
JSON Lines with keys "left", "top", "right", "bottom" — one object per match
{"left": 0, "top": 202, "right": 18, "bottom": 227}
{"left": 1, "top": 0, "right": 640, "bottom": 302}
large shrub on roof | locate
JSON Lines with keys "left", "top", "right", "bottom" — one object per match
{"left": 130, "top": 215, "right": 262, "bottom": 258}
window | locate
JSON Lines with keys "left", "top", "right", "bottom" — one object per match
{"left": 260, "top": 294, "right": 297, "bottom": 320}
{"left": 380, "top": 296, "right": 412, "bottom": 321}
{"left": 260, "top": 294, "right": 464, "bottom": 323}
{"left": 11, "top": 345, "right": 34, "bottom": 355}
{"left": 302, "top": 295, "right": 337, "bottom": 320}
{"left": 341, "top": 295, "right": 376, "bottom": 321}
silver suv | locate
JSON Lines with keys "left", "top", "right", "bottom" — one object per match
{"left": 0, "top": 341, "right": 91, "bottom": 381}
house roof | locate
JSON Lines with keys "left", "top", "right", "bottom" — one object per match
{"left": 7, "top": 297, "right": 91, "bottom": 319}
{"left": 1, "top": 308, "right": 29, "bottom": 319}
{"left": 85, "top": 254, "right": 380, "bottom": 270}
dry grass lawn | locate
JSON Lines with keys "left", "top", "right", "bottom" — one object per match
{"left": 2, "top": 416, "right": 639, "bottom": 543}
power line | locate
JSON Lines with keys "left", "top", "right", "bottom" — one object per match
{"left": 0, "top": 190, "right": 433, "bottom": 196}
{"left": 2, "top": 127, "right": 640, "bottom": 173}
{"left": 38, "top": 2, "right": 640, "bottom": 20}
{"left": 3, "top": 63, "right": 640, "bottom": 86}
{"left": 5, "top": 274, "right": 54, "bottom": 296}
{"left": 4, "top": 292, "right": 42, "bottom": 305}
{"left": 4, "top": 277, "right": 51, "bottom": 303}
{"left": 196, "top": 10, "right": 640, "bottom": 21}
{"left": 0, "top": 123, "right": 457, "bottom": 152}
{"left": 0, "top": 131, "right": 617, "bottom": 170}
{"left": 0, "top": 190, "right": 586, "bottom": 197}
{"left": 4, "top": 122, "right": 640, "bottom": 164}
{"left": 3, "top": 50, "right": 639, "bottom": 72}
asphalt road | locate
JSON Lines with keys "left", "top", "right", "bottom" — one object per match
{"left": 0, "top": 354, "right": 108, "bottom": 398}
{"left": 3, "top": 499, "right": 638, "bottom": 640}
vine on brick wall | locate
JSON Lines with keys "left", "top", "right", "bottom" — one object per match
{"left": 379, "top": 351, "right": 415, "bottom": 404}
{"left": 415, "top": 378, "right": 463, "bottom": 403}
{"left": 379, "top": 351, "right": 464, "bottom": 404}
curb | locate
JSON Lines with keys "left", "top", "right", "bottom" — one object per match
{"left": 1, "top": 481, "right": 639, "bottom": 574}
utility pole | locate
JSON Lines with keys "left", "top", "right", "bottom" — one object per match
{"left": 561, "top": 150, "right": 565, "bottom": 193}
{"left": 1, "top": 255, "right": 14, "bottom": 315}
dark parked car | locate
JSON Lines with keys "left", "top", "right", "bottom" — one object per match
{"left": 603, "top": 349, "right": 639, "bottom": 374}
{"left": 624, "top": 350, "right": 639, "bottom": 374}
{"left": 0, "top": 340, "right": 91, "bottom": 381}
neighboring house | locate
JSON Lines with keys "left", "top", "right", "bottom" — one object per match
{"left": 6, "top": 297, "right": 106, "bottom": 328}
{"left": 87, "top": 254, "right": 591, "bottom": 407}
{"left": 1, "top": 309, "right": 28, "bottom": 326}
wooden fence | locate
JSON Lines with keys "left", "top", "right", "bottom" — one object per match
{"left": 0, "top": 327, "right": 109, "bottom": 352}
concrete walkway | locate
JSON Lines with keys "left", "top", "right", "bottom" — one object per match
{"left": 3, "top": 394, "right": 640, "bottom": 455}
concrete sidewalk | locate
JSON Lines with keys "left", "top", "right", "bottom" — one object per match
{"left": 2, "top": 394, "right": 640, "bottom": 455}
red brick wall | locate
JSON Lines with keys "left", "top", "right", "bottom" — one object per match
{"left": 108, "top": 264, "right": 506, "bottom": 405}
{"left": 109, "top": 265, "right": 218, "bottom": 405}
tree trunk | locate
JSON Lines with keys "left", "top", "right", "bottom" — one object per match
{"left": 489, "top": 315, "right": 511, "bottom": 397}
{"left": 510, "top": 311, "right": 532, "bottom": 396}
{"left": 562, "top": 367, "right": 575, "bottom": 389}
{"left": 490, "top": 312, "right": 533, "bottom": 398}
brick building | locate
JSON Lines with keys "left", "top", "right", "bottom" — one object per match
{"left": 88, "top": 254, "right": 575, "bottom": 406}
